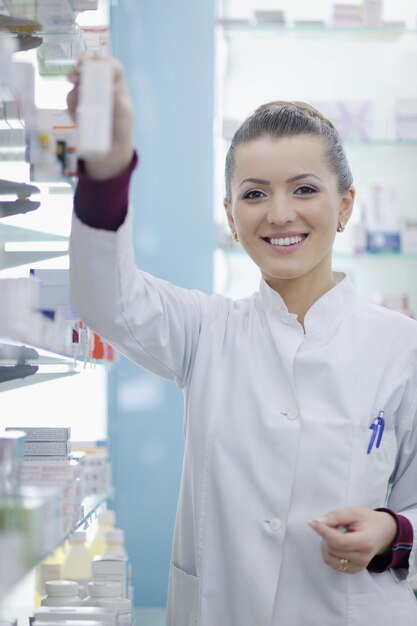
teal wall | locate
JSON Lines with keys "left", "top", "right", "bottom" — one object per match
{"left": 108, "top": 0, "right": 215, "bottom": 608}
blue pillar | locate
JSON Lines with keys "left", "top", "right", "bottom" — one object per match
{"left": 108, "top": 0, "right": 215, "bottom": 607}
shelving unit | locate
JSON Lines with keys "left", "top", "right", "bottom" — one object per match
{"left": 214, "top": 4, "right": 417, "bottom": 312}
{"left": 0, "top": 0, "right": 112, "bottom": 615}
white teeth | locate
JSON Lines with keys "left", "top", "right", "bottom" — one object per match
{"left": 267, "top": 235, "right": 305, "bottom": 246}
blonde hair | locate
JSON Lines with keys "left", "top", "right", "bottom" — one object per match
{"left": 225, "top": 100, "right": 352, "bottom": 202}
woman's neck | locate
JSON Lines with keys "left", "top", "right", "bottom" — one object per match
{"left": 264, "top": 268, "right": 337, "bottom": 328}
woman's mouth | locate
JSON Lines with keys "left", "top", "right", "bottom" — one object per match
{"left": 261, "top": 233, "right": 308, "bottom": 253}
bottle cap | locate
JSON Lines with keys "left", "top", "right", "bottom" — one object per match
{"left": 105, "top": 528, "right": 124, "bottom": 544}
{"left": 87, "top": 580, "right": 121, "bottom": 598}
{"left": 45, "top": 580, "right": 79, "bottom": 596}
{"left": 70, "top": 530, "right": 87, "bottom": 543}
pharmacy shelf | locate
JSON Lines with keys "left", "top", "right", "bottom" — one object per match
{"left": 0, "top": 354, "right": 75, "bottom": 367}
{"left": 0, "top": 339, "right": 112, "bottom": 390}
{"left": 73, "top": 492, "right": 114, "bottom": 533}
{"left": 0, "top": 342, "right": 81, "bottom": 366}
{"left": 0, "top": 342, "right": 81, "bottom": 391}
{"left": 0, "top": 491, "right": 112, "bottom": 602}
{"left": 0, "top": 369, "right": 79, "bottom": 392}
{"left": 0, "top": 249, "right": 68, "bottom": 269}
{"left": 217, "top": 21, "right": 413, "bottom": 38}
{"left": 0, "top": 222, "right": 69, "bottom": 244}
{"left": 0, "top": 223, "right": 69, "bottom": 269}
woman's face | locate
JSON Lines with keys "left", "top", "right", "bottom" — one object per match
{"left": 224, "top": 134, "right": 355, "bottom": 290}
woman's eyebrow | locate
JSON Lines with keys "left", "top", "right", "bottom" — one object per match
{"left": 286, "top": 173, "right": 323, "bottom": 183}
{"left": 239, "top": 177, "right": 270, "bottom": 188}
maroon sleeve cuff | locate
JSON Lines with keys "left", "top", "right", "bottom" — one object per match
{"left": 73, "top": 150, "right": 139, "bottom": 231}
{"left": 367, "top": 508, "right": 413, "bottom": 572}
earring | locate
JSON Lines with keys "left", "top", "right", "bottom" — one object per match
{"left": 233, "top": 232, "right": 239, "bottom": 242}
{"left": 337, "top": 221, "right": 345, "bottom": 233}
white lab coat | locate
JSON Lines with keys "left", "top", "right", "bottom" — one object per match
{"left": 70, "top": 211, "right": 417, "bottom": 626}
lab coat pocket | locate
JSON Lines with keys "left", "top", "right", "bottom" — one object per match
{"left": 167, "top": 561, "right": 201, "bottom": 626}
{"left": 348, "top": 585, "right": 417, "bottom": 625}
{"left": 348, "top": 424, "right": 397, "bottom": 508}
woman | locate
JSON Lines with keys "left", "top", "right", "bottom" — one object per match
{"left": 68, "top": 58, "right": 417, "bottom": 625}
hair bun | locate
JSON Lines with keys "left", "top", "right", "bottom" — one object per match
{"left": 254, "top": 100, "right": 336, "bottom": 131}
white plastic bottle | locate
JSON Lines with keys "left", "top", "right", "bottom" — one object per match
{"left": 82, "top": 580, "right": 122, "bottom": 606}
{"left": 103, "top": 529, "right": 127, "bottom": 559}
{"left": 89, "top": 510, "right": 116, "bottom": 557}
{"left": 40, "top": 580, "right": 82, "bottom": 606}
{"left": 62, "top": 531, "right": 92, "bottom": 598}
{"left": 97, "top": 597, "right": 132, "bottom": 626}
{"left": 102, "top": 528, "right": 133, "bottom": 604}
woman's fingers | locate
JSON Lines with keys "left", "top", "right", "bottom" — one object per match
{"left": 309, "top": 518, "right": 366, "bottom": 553}
{"left": 309, "top": 507, "right": 397, "bottom": 574}
{"left": 320, "top": 541, "right": 371, "bottom": 573}
{"left": 66, "top": 82, "right": 79, "bottom": 123}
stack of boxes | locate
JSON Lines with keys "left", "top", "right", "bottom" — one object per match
{"left": 72, "top": 442, "right": 113, "bottom": 498}
{"left": 21, "top": 427, "right": 72, "bottom": 460}
{"left": 332, "top": 0, "right": 383, "bottom": 28}
{"left": 332, "top": 3, "right": 363, "bottom": 27}
{"left": 6, "top": 426, "right": 83, "bottom": 536}
{"left": 0, "top": 430, "right": 61, "bottom": 595}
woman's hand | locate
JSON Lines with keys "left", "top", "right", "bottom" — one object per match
{"left": 67, "top": 55, "right": 134, "bottom": 180}
{"left": 308, "top": 507, "right": 397, "bottom": 574}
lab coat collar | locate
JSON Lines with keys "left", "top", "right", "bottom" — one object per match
{"left": 258, "top": 272, "right": 359, "bottom": 338}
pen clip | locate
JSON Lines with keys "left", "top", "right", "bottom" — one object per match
{"left": 375, "top": 411, "right": 385, "bottom": 449}
{"left": 367, "top": 411, "right": 385, "bottom": 454}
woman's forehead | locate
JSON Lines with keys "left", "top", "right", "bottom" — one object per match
{"left": 235, "top": 134, "right": 327, "bottom": 163}
{"left": 233, "top": 135, "right": 331, "bottom": 180}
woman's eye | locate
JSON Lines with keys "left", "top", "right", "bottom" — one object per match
{"left": 242, "top": 189, "right": 266, "bottom": 200}
{"left": 294, "top": 185, "right": 317, "bottom": 195}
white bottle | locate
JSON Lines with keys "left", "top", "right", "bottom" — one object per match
{"left": 82, "top": 580, "right": 122, "bottom": 606}
{"left": 96, "top": 598, "right": 131, "bottom": 626}
{"left": 77, "top": 59, "right": 114, "bottom": 160}
{"left": 62, "top": 531, "right": 93, "bottom": 598}
{"left": 89, "top": 510, "right": 116, "bottom": 557}
{"left": 101, "top": 528, "right": 131, "bottom": 600}
{"left": 103, "top": 529, "right": 127, "bottom": 559}
{"left": 40, "top": 580, "right": 82, "bottom": 606}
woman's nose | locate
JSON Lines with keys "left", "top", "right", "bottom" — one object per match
{"left": 266, "top": 196, "right": 296, "bottom": 225}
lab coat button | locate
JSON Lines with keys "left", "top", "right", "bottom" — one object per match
{"left": 286, "top": 408, "right": 299, "bottom": 420}
{"left": 270, "top": 518, "right": 282, "bottom": 531}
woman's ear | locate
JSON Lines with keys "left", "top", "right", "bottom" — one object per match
{"left": 339, "top": 186, "right": 355, "bottom": 227}
{"left": 224, "top": 199, "right": 236, "bottom": 235}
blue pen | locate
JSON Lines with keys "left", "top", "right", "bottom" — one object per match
{"left": 367, "top": 411, "right": 385, "bottom": 454}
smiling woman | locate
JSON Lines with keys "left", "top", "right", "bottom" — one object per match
{"left": 223, "top": 105, "right": 356, "bottom": 324}
{"left": 68, "top": 60, "right": 417, "bottom": 626}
